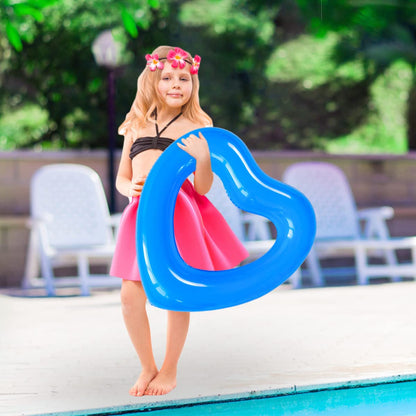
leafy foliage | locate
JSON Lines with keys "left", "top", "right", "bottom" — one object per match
{"left": 0, "top": 0, "right": 163, "bottom": 148}
{"left": 0, "top": 0, "right": 415, "bottom": 152}
{"left": 297, "top": 0, "right": 416, "bottom": 149}
{"left": 179, "top": 0, "right": 279, "bottom": 131}
{"left": 0, "top": 0, "right": 58, "bottom": 51}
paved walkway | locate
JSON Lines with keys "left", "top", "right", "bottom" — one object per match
{"left": 1, "top": 282, "right": 416, "bottom": 416}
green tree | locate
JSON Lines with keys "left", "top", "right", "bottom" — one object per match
{"left": 1, "top": 0, "right": 164, "bottom": 149}
{"left": 3, "top": 0, "right": 411, "bottom": 152}
{"left": 0, "top": 0, "right": 57, "bottom": 52}
{"left": 1, "top": 0, "right": 284, "bottom": 149}
{"left": 297, "top": 0, "right": 416, "bottom": 149}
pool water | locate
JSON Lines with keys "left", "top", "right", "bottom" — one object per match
{"left": 123, "top": 380, "right": 416, "bottom": 416}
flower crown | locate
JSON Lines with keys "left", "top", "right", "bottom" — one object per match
{"left": 145, "top": 47, "right": 201, "bottom": 75}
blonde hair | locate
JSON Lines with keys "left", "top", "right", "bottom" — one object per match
{"left": 119, "top": 45, "right": 213, "bottom": 140}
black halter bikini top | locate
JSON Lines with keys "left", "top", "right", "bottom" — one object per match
{"left": 129, "top": 111, "right": 182, "bottom": 160}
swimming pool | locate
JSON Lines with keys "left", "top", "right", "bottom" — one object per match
{"left": 49, "top": 376, "right": 416, "bottom": 416}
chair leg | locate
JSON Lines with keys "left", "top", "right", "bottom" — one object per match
{"left": 355, "top": 246, "right": 368, "bottom": 285}
{"left": 77, "top": 254, "right": 90, "bottom": 296}
{"left": 305, "top": 248, "right": 324, "bottom": 286}
{"left": 39, "top": 252, "right": 56, "bottom": 296}
{"left": 289, "top": 268, "right": 302, "bottom": 289}
{"left": 384, "top": 248, "right": 400, "bottom": 282}
{"left": 411, "top": 246, "right": 416, "bottom": 281}
{"left": 22, "top": 227, "right": 40, "bottom": 290}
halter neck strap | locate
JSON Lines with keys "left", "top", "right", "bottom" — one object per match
{"left": 155, "top": 109, "right": 183, "bottom": 137}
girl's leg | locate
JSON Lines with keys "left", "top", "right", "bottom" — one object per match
{"left": 145, "top": 310, "right": 190, "bottom": 396}
{"left": 120, "top": 280, "right": 159, "bottom": 396}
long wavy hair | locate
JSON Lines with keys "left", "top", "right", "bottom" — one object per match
{"left": 119, "top": 45, "right": 212, "bottom": 140}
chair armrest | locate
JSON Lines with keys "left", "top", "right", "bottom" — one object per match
{"left": 108, "top": 213, "right": 122, "bottom": 238}
{"left": 26, "top": 216, "right": 51, "bottom": 233}
{"left": 357, "top": 206, "right": 394, "bottom": 239}
{"left": 27, "top": 215, "right": 57, "bottom": 256}
{"left": 26, "top": 217, "right": 38, "bottom": 229}
{"left": 108, "top": 213, "right": 122, "bottom": 227}
{"left": 357, "top": 206, "right": 394, "bottom": 221}
{"left": 241, "top": 212, "right": 272, "bottom": 241}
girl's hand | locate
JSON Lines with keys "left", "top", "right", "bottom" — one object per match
{"left": 178, "top": 132, "right": 213, "bottom": 195}
{"left": 177, "top": 132, "right": 210, "bottom": 162}
{"left": 129, "top": 176, "right": 146, "bottom": 197}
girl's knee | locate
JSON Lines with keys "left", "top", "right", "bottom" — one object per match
{"left": 120, "top": 280, "right": 147, "bottom": 312}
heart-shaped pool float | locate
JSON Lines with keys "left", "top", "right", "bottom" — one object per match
{"left": 137, "top": 128, "right": 316, "bottom": 311}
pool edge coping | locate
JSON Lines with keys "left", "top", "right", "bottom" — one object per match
{"left": 37, "top": 372, "right": 416, "bottom": 416}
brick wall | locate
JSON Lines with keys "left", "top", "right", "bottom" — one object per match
{"left": 1, "top": 150, "right": 416, "bottom": 287}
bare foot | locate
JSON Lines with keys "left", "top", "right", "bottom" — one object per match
{"left": 129, "top": 369, "right": 158, "bottom": 397}
{"left": 145, "top": 368, "right": 177, "bottom": 396}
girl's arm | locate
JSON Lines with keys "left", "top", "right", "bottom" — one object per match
{"left": 177, "top": 132, "right": 213, "bottom": 195}
{"left": 115, "top": 136, "right": 145, "bottom": 197}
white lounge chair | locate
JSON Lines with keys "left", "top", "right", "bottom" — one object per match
{"left": 283, "top": 161, "right": 416, "bottom": 286}
{"left": 22, "top": 164, "right": 121, "bottom": 296}
{"left": 205, "top": 174, "right": 302, "bottom": 287}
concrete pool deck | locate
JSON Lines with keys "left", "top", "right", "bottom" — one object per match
{"left": 1, "top": 281, "right": 416, "bottom": 416}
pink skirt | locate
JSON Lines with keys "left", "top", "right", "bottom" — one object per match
{"left": 110, "top": 180, "right": 249, "bottom": 281}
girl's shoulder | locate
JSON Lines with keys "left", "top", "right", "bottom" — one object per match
{"left": 130, "top": 120, "right": 157, "bottom": 140}
{"left": 179, "top": 118, "right": 206, "bottom": 134}
{"left": 121, "top": 120, "right": 150, "bottom": 144}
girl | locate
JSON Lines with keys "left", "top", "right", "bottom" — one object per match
{"left": 110, "top": 46, "right": 248, "bottom": 397}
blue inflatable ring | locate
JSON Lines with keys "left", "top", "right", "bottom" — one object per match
{"left": 136, "top": 127, "right": 316, "bottom": 311}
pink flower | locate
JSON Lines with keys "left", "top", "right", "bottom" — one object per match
{"left": 190, "top": 55, "right": 201, "bottom": 74}
{"left": 146, "top": 54, "right": 164, "bottom": 71}
{"left": 167, "top": 47, "right": 188, "bottom": 69}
